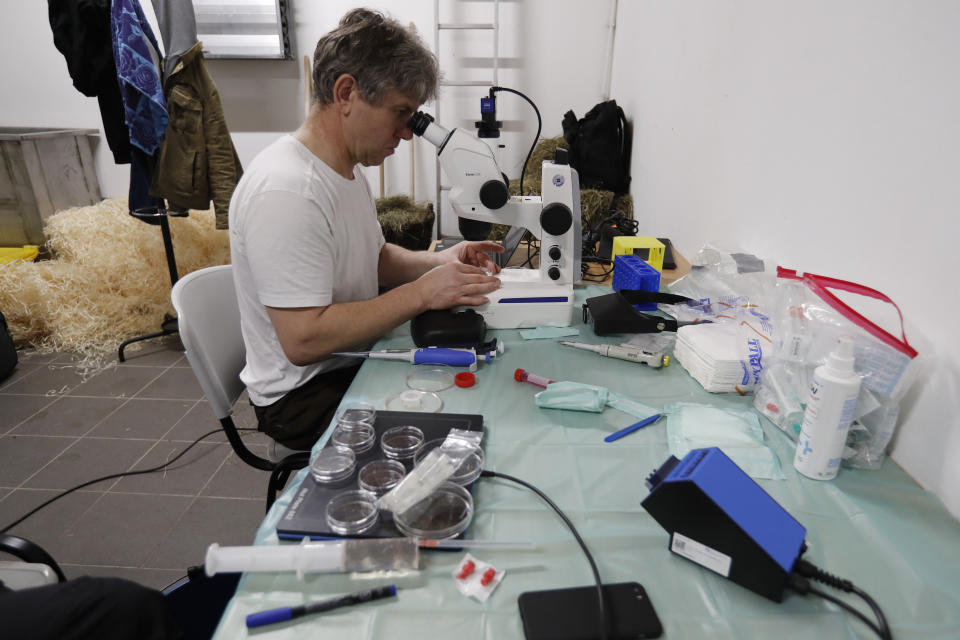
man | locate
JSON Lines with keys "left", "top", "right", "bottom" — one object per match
{"left": 229, "top": 9, "right": 503, "bottom": 453}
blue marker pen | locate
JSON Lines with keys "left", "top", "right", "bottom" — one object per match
{"left": 604, "top": 413, "right": 663, "bottom": 443}
{"left": 246, "top": 585, "right": 397, "bottom": 628}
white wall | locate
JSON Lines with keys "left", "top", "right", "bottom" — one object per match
{"left": 611, "top": 0, "right": 960, "bottom": 518}
{"left": 1, "top": 1, "right": 614, "bottom": 236}
{"left": 4, "top": 1, "right": 957, "bottom": 517}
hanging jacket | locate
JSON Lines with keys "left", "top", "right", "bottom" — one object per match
{"left": 111, "top": 0, "right": 168, "bottom": 155}
{"left": 47, "top": 0, "right": 131, "bottom": 163}
{"left": 150, "top": 0, "right": 198, "bottom": 84}
{"left": 150, "top": 41, "right": 242, "bottom": 230}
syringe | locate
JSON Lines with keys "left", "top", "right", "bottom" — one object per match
{"left": 514, "top": 368, "right": 555, "bottom": 388}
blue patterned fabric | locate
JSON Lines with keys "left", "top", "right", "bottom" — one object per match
{"left": 111, "top": 0, "right": 168, "bottom": 154}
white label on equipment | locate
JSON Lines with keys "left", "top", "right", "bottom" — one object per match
{"left": 671, "top": 532, "right": 732, "bottom": 577}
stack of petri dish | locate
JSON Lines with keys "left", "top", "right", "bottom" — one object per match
{"left": 393, "top": 481, "right": 474, "bottom": 540}
{"left": 380, "top": 425, "right": 425, "bottom": 461}
{"left": 330, "top": 402, "right": 377, "bottom": 454}
{"left": 310, "top": 446, "right": 357, "bottom": 486}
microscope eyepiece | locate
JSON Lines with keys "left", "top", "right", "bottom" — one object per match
{"left": 407, "top": 111, "right": 434, "bottom": 136}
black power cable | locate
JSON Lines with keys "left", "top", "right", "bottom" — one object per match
{"left": 1, "top": 427, "right": 254, "bottom": 534}
{"left": 480, "top": 469, "right": 608, "bottom": 640}
{"left": 787, "top": 559, "right": 893, "bottom": 640}
{"left": 489, "top": 86, "right": 542, "bottom": 195}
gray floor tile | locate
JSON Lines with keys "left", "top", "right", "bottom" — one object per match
{"left": 89, "top": 398, "right": 196, "bottom": 439}
{"left": 67, "top": 365, "right": 166, "bottom": 399}
{"left": 23, "top": 437, "right": 155, "bottom": 490}
{"left": 61, "top": 564, "right": 186, "bottom": 590}
{"left": 0, "top": 488, "right": 104, "bottom": 563}
{"left": 0, "top": 394, "right": 56, "bottom": 434}
{"left": 0, "top": 434, "right": 78, "bottom": 486}
{"left": 201, "top": 446, "right": 273, "bottom": 499}
{"left": 146, "top": 496, "right": 264, "bottom": 570}
{"left": 110, "top": 441, "right": 231, "bottom": 496}
{"left": 59, "top": 492, "right": 192, "bottom": 567}
{"left": 165, "top": 399, "right": 265, "bottom": 447}
{"left": 0, "top": 362, "right": 88, "bottom": 396}
{"left": 11, "top": 396, "right": 126, "bottom": 437}
{"left": 135, "top": 367, "right": 204, "bottom": 401}
{"left": 165, "top": 401, "right": 228, "bottom": 443}
{"left": 15, "top": 349, "right": 60, "bottom": 365}
{"left": 0, "top": 362, "right": 42, "bottom": 391}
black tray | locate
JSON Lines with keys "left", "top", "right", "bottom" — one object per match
{"left": 276, "top": 410, "right": 484, "bottom": 540}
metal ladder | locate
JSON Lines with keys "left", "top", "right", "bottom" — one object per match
{"left": 432, "top": 0, "right": 500, "bottom": 239}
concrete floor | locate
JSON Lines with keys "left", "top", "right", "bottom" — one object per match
{"left": 0, "top": 338, "right": 272, "bottom": 590}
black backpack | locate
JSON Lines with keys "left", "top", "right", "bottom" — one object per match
{"left": 0, "top": 310, "right": 17, "bottom": 382}
{"left": 562, "top": 100, "right": 631, "bottom": 195}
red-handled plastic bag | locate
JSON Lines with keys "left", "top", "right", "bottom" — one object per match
{"left": 754, "top": 268, "right": 922, "bottom": 469}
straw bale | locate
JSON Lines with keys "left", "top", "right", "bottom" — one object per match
{"left": 0, "top": 198, "right": 228, "bottom": 369}
{"left": 376, "top": 195, "right": 435, "bottom": 250}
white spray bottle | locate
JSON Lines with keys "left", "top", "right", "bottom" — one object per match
{"left": 794, "top": 336, "right": 861, "bottom": 480}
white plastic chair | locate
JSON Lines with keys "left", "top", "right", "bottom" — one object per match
{"left": 171, "top": 265, "right": 308, "bottom": 509}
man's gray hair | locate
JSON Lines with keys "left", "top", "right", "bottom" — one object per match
{"left": 312, "top": 8, "right": 439, "bottom": 106}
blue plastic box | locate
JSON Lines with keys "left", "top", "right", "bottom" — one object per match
{"left": 611, "top": 254, "right": 661, "bottom": 310}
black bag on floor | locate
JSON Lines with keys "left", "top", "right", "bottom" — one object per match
{"left": 1, "top": 310, "right": 17, "bottom": 382}
{"left": 562, "top": 100, "right": 631, "bottom": 194}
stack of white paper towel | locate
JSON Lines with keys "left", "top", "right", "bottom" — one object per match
{"left": 674, "top": 323, "right": 744, "bottom": 393}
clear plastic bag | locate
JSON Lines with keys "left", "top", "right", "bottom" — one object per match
{"left": 754, "top": 268, "right": 922, "bottom": 469}
{"left": 667, "top": 245, "right": 777, "bottom": 394}
{"left": 378, "top": 428, "right": 483, "bottom": 516}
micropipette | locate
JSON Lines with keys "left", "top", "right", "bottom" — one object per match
{"left": 335, "top": 343, "right": 504, "bottom": 372}
{"left": 557, "top": 340, "right": 668, "bottom": 368}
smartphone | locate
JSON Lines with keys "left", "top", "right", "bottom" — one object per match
{"left": 518, "top": 582, "right": 662, "bottom": 640}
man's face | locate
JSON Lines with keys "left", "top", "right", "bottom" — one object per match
{"left": 345, "top": 88, "right": 419, "bottom": 167}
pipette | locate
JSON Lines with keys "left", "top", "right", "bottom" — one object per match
{"left": 514, "top": 368, "right": 555, "bottom": 388}
{"left": 557, "top": 340, "right": 668, "bottom": 368}
{"left": 335, "top": 342, "right": 504, "bottom": 372}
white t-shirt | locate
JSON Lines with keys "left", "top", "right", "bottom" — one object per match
{"left": 229, "top": 135, "right": 385, "bottom": 406}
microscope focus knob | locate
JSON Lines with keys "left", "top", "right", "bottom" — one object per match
{"left": 540, "top": 203, "right": 573, "bottom": 236}
{"left": 548, "top": 245, "right": 562, "bottom": 261}
{"left": 480, "top": 179, "right": 509, "bottom": 209}
{"left": 548, "top": 266, "right": 562, "bottom": 281}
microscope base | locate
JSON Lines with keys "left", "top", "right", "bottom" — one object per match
{"left": 462, "top": 269, "right": 574, "bottom": 329}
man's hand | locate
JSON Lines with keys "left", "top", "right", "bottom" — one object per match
{"left": 413, "top": 262, "right": 501, "bottom": 309}
{"left": 437, "top": 240, "right": 504, "bottom": 274}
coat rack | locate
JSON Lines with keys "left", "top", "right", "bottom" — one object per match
{"left": 117, "top": 207, "right": 180, "bottom": 362}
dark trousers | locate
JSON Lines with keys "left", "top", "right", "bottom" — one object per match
{"left": 0, "top": 576, "right": 182, "bottom": 640}
{"left": 253, "top": 364, "right": 362, "bottom": 450}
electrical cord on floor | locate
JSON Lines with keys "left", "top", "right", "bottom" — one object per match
{"left": 786, "top": 559, "right": 892, "bottom": 640}
{"left": 1, "top": 427, "right": 255, "bottom": 534}
{"left": 480, "top": 469, "right": 608, "bottom": 640}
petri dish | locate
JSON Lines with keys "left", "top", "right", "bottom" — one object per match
{"left": 413, "top": 438, "right": 485, "bottom": 485}
{"left": 393, "top": 482, "right": 474, "bottom": 540}
{"left": 336, "top": 402, "right": 376, "bottom": 430}
{"left": 310, "top": 446, "right": 356, "bottom": 485}
{"left": 358, "top": 459, "right": 407, "bottom": 495}
{"left": 385, "top": 389, "right": 443, "bottom": 413}
{"left": 325, "top": 490, "right": 379, "bottom": 535}
{"left": 330, "top": 423, "right": 376, "bottom": 454}
{"left": 406, "top": 368, "right": 455, "bottom": 393}
{"left": 380, "top": 425, "right": 425, "bottom": 460}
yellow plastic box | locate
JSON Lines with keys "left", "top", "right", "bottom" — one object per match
{"left": 611, "top": 236, "right": 665, "bottom": 272}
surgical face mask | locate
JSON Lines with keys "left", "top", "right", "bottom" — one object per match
{"left": 665, "top": 403, "right": 784, "bottom": 480}
{"left": 535, "top": 381, "right": 609, "bottom": 412}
